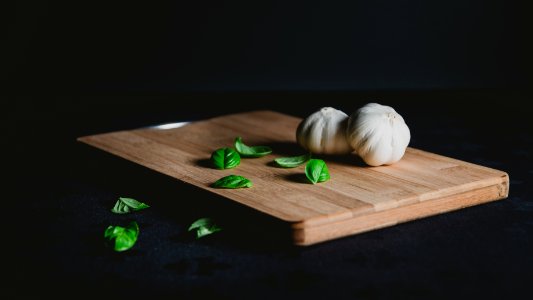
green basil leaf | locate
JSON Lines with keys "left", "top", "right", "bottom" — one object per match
{"left": 188, "top": 218, "right": 212, "bottom": 230}
{"left": 111, "top": 197, "right": 150, "bottom": 214}
{"left": 274, "top": 153, "right": 311, "bottom": 168}
{"left": 305, "top": 159, "right": 330, "bottom": 184}
{"left": 188, "top": 218, "right": 222, "bottom": 239}
{"left": 210, "top": 147, "right": 241, "bottom": 169}
{"left": 211, "top": 175, "right": 253, "bottom": 189}
{"left": 234, "top": 137, "right": 272, "bottom": 158}
{"left": 104, "top": 221, "right": 139, "bottom": 252}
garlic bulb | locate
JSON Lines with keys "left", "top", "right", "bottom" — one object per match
{"left": 296, "top": 107, "right": 353, "bottom": 155}
{"left": 346, "top": 103, "right": 410, "bottom": 166}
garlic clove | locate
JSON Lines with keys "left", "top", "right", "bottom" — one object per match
{"left": 296, "top": 107, "right": 353, "bottom": 155}
{"left": 346, "top": 103, "right": 410, "bottom": 166}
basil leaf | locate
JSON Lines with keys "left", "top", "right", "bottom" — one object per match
{"left": 188, "top": 218, "right": 222, "bottom": 239}
{"left": 212, "top": 175, "right": 253, "bottom": 189}
{"left": 305, "top": 159, "right": 330, "bottom": 184}
{"left": 111, "top": 197, "right": 150, "bottom": 214}
{"left": 104, "top": 221, "right": 139, "bottom": 252}
{"left": 274, "top": 153, "right": 311, "bottom": 168}
{"left": 210, "top": 147, "right": 241, "bottom": 169}
{"left": 234, "top": 137, "right": 272, "bottom": 158}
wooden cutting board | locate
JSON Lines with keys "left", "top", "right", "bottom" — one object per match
{"left": 78, "top": 110, "right": 509, "bottom": 245}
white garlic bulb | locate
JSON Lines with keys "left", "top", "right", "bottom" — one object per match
{"left": 346, "top": 103, "right": 410, "bottom": 166}
{"left": 296, "top": 107, "right": 353, "bottom": 155}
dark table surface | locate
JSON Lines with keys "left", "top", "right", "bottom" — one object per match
{"left": 5, "top": 91, "right": 533, "bottom": 299}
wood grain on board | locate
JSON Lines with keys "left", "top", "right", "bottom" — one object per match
{"left": 78, "top": 110, "right": 509, "bottom": 245}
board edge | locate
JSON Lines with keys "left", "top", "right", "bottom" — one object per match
{"left": 291, "top": 173, "right": 509, "bottom": 246}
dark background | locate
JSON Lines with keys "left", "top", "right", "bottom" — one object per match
{"left": 5, "top": 0, "right": 532, "bottom": 92}
{"left": 4, "top": 0, "right": 533, "bottom": 299}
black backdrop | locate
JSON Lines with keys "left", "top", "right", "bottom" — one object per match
{"left": 4, "top": 1, "right": 533, "bottom": 299}
{"left": 5, "top": 0, "right": 532, "bottom": 92}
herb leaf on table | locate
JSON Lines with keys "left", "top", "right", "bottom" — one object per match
{"left": 111, "top": 197, "right": 150, "bottom": 214}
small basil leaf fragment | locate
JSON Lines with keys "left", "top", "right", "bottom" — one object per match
{"left": 305, "top": 159, "right": 331, "bottom": 184}
{"left": 234, "top": 137, "right": 272, "bottom": 158}
{"left": 104, "top": 221, "right": 139, "bottom": 252}
{"left": 111, "top": 197, "right": 150, "bottom": 214}
{"left": 274, "top": 153, "right": 311, "bottom": 168}
{"left": 212, "top": 175, "right": 253, "bottom": 189}
{"left": 210, "top": 147, "right": 241, "bottom": 169}
{"left": 188, "top": 218, "right": 222, "bottom": 239}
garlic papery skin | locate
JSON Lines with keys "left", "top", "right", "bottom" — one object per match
{"left": 346, "top": 103, "right": 410, "bottom": 166}
{"left": 296, "top": 107, "right": 353, "bottom": 155}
